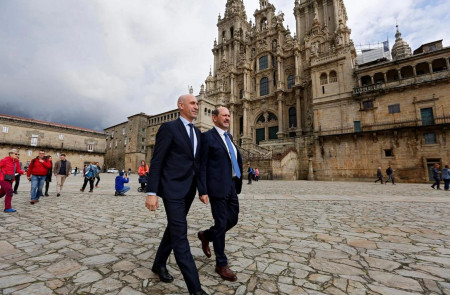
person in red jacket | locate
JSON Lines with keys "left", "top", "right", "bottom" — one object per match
{"left": 0, "top": 149, "right": 25, "bottom": 212}
{"left": 27, "top": 150, "right": 52, "bottom": 204}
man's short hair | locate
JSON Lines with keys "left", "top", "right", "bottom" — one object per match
{"left": 212, "top": 109, "right": 219, "bottom": 116}
{"left": 60, "top": 153, "right": 66, "bottom": 156}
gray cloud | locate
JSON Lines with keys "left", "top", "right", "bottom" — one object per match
{"left": 0, "top": 0, "right": 448, "bottom": 131}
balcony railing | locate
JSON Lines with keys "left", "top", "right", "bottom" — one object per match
{"left": 317, "top": 115, "right": 450, "bottom": 136}
{"left": 353, "top": 70, "right": 450, "bottom": 96}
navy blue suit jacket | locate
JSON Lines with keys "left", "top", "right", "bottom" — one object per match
{"left": 198, "top": 128, "right": 243, "bottom": 199}
{"left": 146, "top": 118, "right": 201, "bottom": 199}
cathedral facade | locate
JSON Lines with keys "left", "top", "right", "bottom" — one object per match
{"left": 105, "top": 0, "right": 450, "bottom": 182}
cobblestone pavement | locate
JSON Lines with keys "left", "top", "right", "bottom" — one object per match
{"left": 1, "top": 174, "right": 449, "bottom": 295}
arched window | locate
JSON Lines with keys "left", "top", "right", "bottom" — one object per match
{"left": 329, "top": 71, "right": 337, "bottom": 83}
{"left": 268, "top": 112, "right": 277, "bottom": 122}
{"left": 259, "top": 55, "right": 268, "bottom": 70}
{"left": 204, "top": 108, "right": 207, "bottom": 115}
{"left": 320, "top": 73, "right": 328, "bottom": 85}
{"left": 287, "top": 75, "right": 295, "bottom": 89}
{"left": 289, "top": 107, "right": 297, "bottom": 128}
{"left": 257, "top": 115, "right": 265, "bottom": 123}
{"left": 230, "top": 27, "right": 234, "bottom": 39}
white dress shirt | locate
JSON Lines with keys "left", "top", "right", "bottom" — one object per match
{"left": 214, "top": 126, "right": 238, "bottom": 178}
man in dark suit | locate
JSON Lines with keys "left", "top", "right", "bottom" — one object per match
{"left": 145, "top": 94, "right": 208, "bottom": 295}
{"left": 197, "top": 107, "right": 243, "bottom": 282}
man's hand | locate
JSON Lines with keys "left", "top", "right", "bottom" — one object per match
{"left": 27, "top": 176, "right": 31, "bottom": 181}
{"left": 199, "top": 194, "right": 209, "bottom": 205}
{"left": 145, "top": 195, "right": 159, "bottom": 211}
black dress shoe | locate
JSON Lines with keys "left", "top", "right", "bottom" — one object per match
{"left": 191, "top": 289, "right": 209, "bottom": 295}
{"left": 151, "top": 265, "right": 174, "bottom": 283}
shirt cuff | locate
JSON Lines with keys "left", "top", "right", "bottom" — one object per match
{"left": 147, "top": 192, "right": 156, "bottom": 196}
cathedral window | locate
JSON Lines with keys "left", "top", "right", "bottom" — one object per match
{"left": 273, "top": 72, "right": 277, "bottom": 86}
{"left": 257, "top": 115, "right": 265, "bottom": 123}
{"left": 230, "top": 27, "right": 234, "bottom": 39}
{"left": 268, "top": 112, "right": 277, "bottom": 122}
{"left": 259, "top": 55, "right": 268, "bottom": 70}
{"left": 260, "top": 77, "right": 269, "bottom": 96}
{"left": 320, "top": 73, "right": 328, "bottom": 85}
{"left": 287, "top": 75, "right": 295, "bottom": 89}
{"left": 329, "top": 71, "right": 337, "bottom": 83}
{"left": 289, "top": 107, "right": 297, "bottom": 127}
{"left": 239, "top": 89, "right": 244, "bottom": 99}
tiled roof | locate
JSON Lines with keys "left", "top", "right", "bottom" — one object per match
{"left": 0, "top": 113, "right": 105, "bottom": 135}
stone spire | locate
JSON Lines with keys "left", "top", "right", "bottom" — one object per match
{"left": 391, "top": 25, "right": 412, "bottom": 60}
{"left": 224, "top": 0, "right": 246, "bottom": 19}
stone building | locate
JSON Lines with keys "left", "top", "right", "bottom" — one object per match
{"left": 105, "top": 0, "right": 449, "bottom": 182}
{"left": 0, "top": 114, "right": 106, "bottom": 169}
{"left": 104, "top": 113, "right": 150, "bottom": 172}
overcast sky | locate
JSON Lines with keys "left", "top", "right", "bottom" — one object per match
{"left": 0, "top": 0, "right": 448, "bottom": 131}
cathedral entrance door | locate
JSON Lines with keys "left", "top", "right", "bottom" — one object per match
{"left": 269, "top": 126, "right": 278, "bottom": 140}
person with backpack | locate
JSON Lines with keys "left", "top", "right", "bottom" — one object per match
{"left": 27, "top": 150, "right": 52, "bottom": 204}
{"left": 80, "top": 162, "right": 98, "bottom": 193}
{"left": 0, "top": 149, "right": 25, "bottom": 212}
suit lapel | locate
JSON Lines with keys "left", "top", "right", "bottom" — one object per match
{"left": 175, "top": 118, "right": 194, "bottom": 155}
{"left": 212, "top": 128, "right": 228, "bottom": 154}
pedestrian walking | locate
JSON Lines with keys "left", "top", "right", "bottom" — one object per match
{"left": 255, "top": 168, "right": 260, "bottom": 181}
{"left": 95, "top": 162, "right": 101, "bottom": 188}
{"left": 197, "top": 107, "right": 242, "bottom": 282}
{"left": 385, "top": 165, "right": 395, "bottom": 185}
{"left": 431, "top": 163, "right": 441, "bottom": 190}
{"left": 27, "top": 150, "right": 52, "bottom": 204}
{"left": 443, "top": 165, "right": 450, "bottom": 191}
{"left": 43, "top": 156, "right": 53, "bottom": 196}
{"left": 145, "top": 94, "right": 208, "bottom": 295}
{"left": 13, "top": 154, "right": 24, "bottom": 194}
{"left": 374, "top": 167, "right": 383, "bottom": 184}
{"left": 247, "top": 164, "right": 253, "bottom": 184}
{"left": 74, "top": 167, "right": 78, "bottom": 176}
{"left": 0, "top": 149, "right": 25, "bottom": 212}
{"left": 115, "top": 171, "right": 130, "bottom": 196}
{"left": 54, "top": 153, "right": 72, "bottom": 197}
{"left": 80, "top": 162, "right": 97, "bottom": 192}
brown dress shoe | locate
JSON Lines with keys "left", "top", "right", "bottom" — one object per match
{"left": 197, "top": 231, "right": 211, "bottom": 258}
{"left": 215, "top": 265, "right": 237, "bottom": 282}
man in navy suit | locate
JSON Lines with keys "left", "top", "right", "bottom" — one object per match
{"left": 145, "top": 94, "right": 208, "bottom": 295}
{"left": 197, "top": 107, "right": 243, "bottom": 282}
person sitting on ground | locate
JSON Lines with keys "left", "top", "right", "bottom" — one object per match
{"left": 115, "top": 171, "right": 130, "bottom": 196}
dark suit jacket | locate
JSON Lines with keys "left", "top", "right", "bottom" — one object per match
{"left": 198, "top": 127, "right": 243, "bottom": 198}
{"left": 146, "top": 118, "right": 201, "bottom": 199}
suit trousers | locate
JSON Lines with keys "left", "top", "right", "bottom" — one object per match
{"left": 204, "top": 181, "right": 239, "bottom": 267}
{"left": 153, "top": 180, "right": 201, "bottom": 293}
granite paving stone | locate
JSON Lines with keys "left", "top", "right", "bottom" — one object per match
{"left": 0, "top": 174, "right": 449, "bottom": 294}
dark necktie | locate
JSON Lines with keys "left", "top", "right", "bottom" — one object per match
{"left": 224, "top": 132, "right": 241, "bottom": 179}
{"left": 188, "top": 123, "right": 195, "bottom": 155}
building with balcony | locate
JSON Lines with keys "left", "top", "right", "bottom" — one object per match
{"left": 0, "top": 114, "right": 106, "bottom": 169}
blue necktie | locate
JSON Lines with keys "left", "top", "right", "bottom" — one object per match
{"left": 224, "top": 132, "right": 241, "bottom": 179}
{"left": 188, "top": 123, "right": 195, "bottom": 155}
